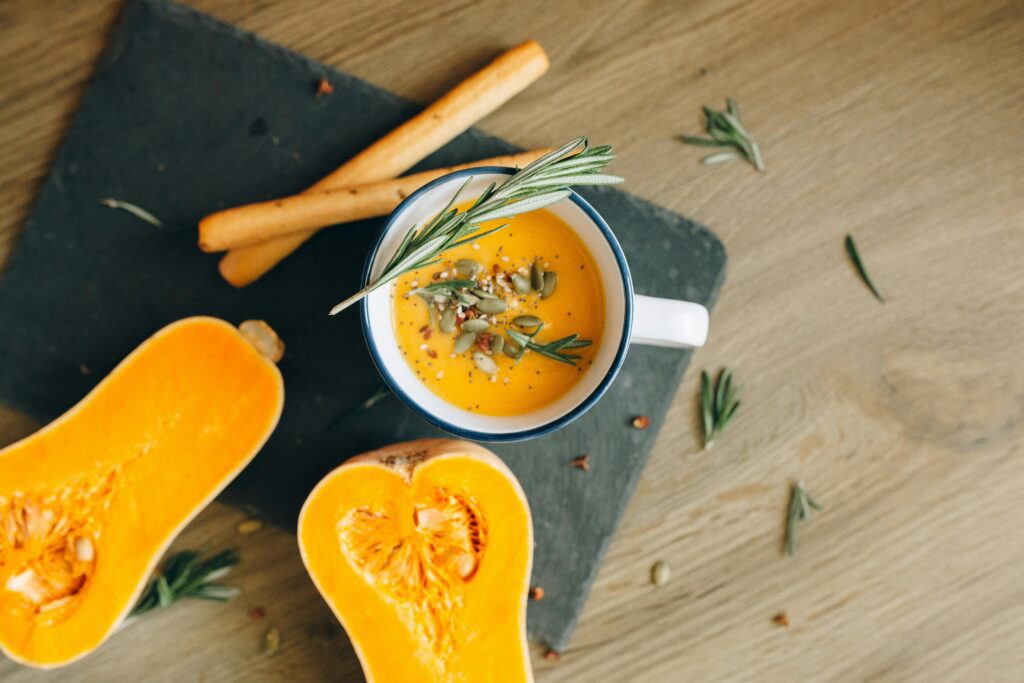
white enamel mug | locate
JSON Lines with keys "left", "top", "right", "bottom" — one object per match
{"left": 362, "top": 168, "right": 709, "bottom": 442}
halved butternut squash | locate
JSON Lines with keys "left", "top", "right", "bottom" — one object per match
{"left": 298, "top": 438, "right": 534, "bottom": 683}
{"left": 0, "top": 317, "right": 284, "bottom": 668}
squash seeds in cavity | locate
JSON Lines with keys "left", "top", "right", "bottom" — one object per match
{"left": 453, "top": 332, "right": 477, "bottom": 354}
{"left": 440, "top": 308, "right": 457, "bottom": 334}
{"left": 490, "top": 335, "right": 505, "bottom": 355}
{"left": 461, "top": 319, "right": 490, "bottom": 333}
{"left": 541, "top": 272, "right": 558, "bottom": 299}
{"left": 513, "top": 315, "right": 542, "bottom": 328}
{"left": 473, "top": 352, "right": 498, "bottom": 375}
{"left": 530, "top": 257, "right": 545, "bottom": 291}
{"left": 455, "top": 259, "right": 481, "bottom": 277}
{"left": 512, "top": 273, "right": 532, "bottom": 295}
{"left": 476, "top": 297, "right": 507, "bottom": 315}
{"left": 502, "top": 338, "right": 521, "bottom": 358}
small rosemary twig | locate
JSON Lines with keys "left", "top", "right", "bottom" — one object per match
{"left": 700, "top": 368, "right": 741, "bottom": 449}
{"left": 329, "top": 137, "right": 622, "bottom": 315}
{"left": 99, "top": 198, "right": 163, "bottom": 227}
{"left": 845, "top": 234, "right": 885, "bottom": 302}
{"left": 784, "top": 481, "right": 822, "bottom": 557}
{"left": 130, "top": 550, "right": 240, "bottom": 617}
{"left": 682, "top": 98, "right": 765, "bottom": 172}
{"left": 507, "top": 323, "right": 591, "bottom": 366}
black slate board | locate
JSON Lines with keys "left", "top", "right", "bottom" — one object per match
{"left": 0, "top": 0, "right": 725, "bottom": 652}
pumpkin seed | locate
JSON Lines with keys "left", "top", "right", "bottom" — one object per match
{"left": 476, "top": 297, "right": 507, "bottom": 315}
{"left": 455, "top": 259, "right": 482, "bottom": 277}
{"left": 541, "top": 271, "right": 558, "bottom": 299}
{"left": 651, "top": 561, "right": 671, "bottom": 587}
{"left": 490, "top": 335, "right": 505, "bottom": 355}
{"left": 453, "top": 332, "right": 477, "bottom": 353}
{"left": 455, "top": 291, "right": 479, "bottom": 307}
{"left": 471, "top": 287, "right": 498, "bottom": 299}
{"left": 440, "top": 308, "right": 457, "bottom": 334}
{"left": 530, "top": 257, "right": 544, "bottom": 291}
{"left": 473, "top": 352, "right": 498, "bottom": 375}
{"left": 511, "top": 273, "right": 532, "bottom": 295}
{"left": 461, "top": 319, "right": 490, "bottom": 333}
{"left": 513, "top": 315, "right": 542, "bottom": 328}
{"left": 261, "top": 627, "right": 280, "bottom": 655}
{"left": 502, "top": 337, "right": 521, "bottom": 358}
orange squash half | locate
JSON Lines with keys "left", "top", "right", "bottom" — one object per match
{"left": 298, "top": 438, "right": 534, "bottom": 683}
{"left": 0, "top": 317, "right": 284, "bottom": 668}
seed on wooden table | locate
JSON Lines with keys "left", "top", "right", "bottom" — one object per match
{"left": 455, "top": 258, "right": 481, "bottom": 277}
{"left": 490, "top": 335, "right": 505, "bottom": 355}
{"left": 502, "top": 338, "right": 520, "bottom": 358}
{"left": 651, "top": 560, "right": 670, "bottom": 586}
{"left": 512, "top": 273, "right": 532, "bottom": 295}
{"left": 632, "top": 415, "right": 652, "bottom": 430}
{"left": 453, "top": 332, "right": 477, "bottom": 354}
{"left": 513, "top": 315, "right": 542, "bottom": 328}
{"left": 571, "top": 455, "right": 590, "bottom": 472}
{"left": 531, "top": 257, "right": 545, "bottom": 291}
{"left": 473, "top": 352, "right": 498, "bottom": 375}
{"left": 462, "top": 319, "right": 490, "bottom": 333}
{"left": 476, "top": 297, "right": 507, "bottom": 315}
{"left": 237, "top": 519, "right": 263, "bottom": 534}
{"left": 440, "top": 308, "right": 457, "bottom": 334}
{"left": 543, "top": 648, "right": 560, "bottom": 662}
{"left": 772, "top": 612, "right": 790, "bottom": 628}
{"left": 529, "top": 586, "right": 545, "bottom": 601}
{"left": 261, "top": 627, "right": 280, "bottom": 655}
{"left": 540, "top": 271, "right": 558, "bottom": 299}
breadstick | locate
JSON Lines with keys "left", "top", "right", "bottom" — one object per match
{"left": 199, "top": 150, "right": 549, "bottom": 252}
{"left": 218, "top": 40, "right": 549, "bottom": 287}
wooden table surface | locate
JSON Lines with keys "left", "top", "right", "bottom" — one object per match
{"left": 2, "top": 0, "right": 1022, "bottom": 680}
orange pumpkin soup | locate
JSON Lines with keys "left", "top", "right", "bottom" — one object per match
{"left": 392, "top": 207, "right": 604, "bottom": 416}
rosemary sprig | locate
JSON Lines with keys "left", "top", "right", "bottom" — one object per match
{"left": 99, "top": 198, "right": 163, "bottom": 227}
{"left": 507, "top": 323, "right": 591, "bottom": 366}
{"left": 329, "top": 137, "right": 622, "bottom": 315}
{"left": 845, "top": 234, "right": 885, "bottom": 302}
{"left": 700, "top": 368, "right": 741, "bottom": 449}
{"left": 130, "top": 550, "right": 240, "bottom": 617}
{"left": 326, "top": 383, "right": 391, "bottom": 430}
{"left": 785, "top": 481, "right": 822, "bottom": 556}
{"left": 682, "top": 98, "right": 765, "bottom": 172}
{"left": 409, "top": 280, "right": 476, "bottom": 297}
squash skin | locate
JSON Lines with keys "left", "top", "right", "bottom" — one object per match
{"left": 298, "top": 439, "right": 534, "bottom": 683}
{"left": 0, "top": 317, "right": 284, "bottom": 668}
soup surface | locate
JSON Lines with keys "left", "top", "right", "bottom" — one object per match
{"left": 392, "top": 207, "right": 605, "bottom": 416}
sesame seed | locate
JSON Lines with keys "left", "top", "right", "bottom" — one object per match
{"left": 435, "top": 371, "right": 444, "bottom": 379}
{"left": 472, "top": 243, "right": 480, "bottom": 250}
{"left": 489, "top": 376, "right": 497, "bottom": 383}
{"left": 501, "top": 256, "right": 510, "bottom": 262}
{"left": 419, "top": 344, "right": 428, "bottom": 350}
{"left": 503, "top": 377, "right": 510, "bottom": 385}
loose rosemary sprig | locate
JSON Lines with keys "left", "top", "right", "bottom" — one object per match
{"left": 682, "top": 98, "right": 765, "bottom": 172}
{"left": 785, "top": 481, "right": 822, "bottom": 556}
{"left": 329, "top": 137, "right": 622, "bottom": 315}
{"left": 98, "top": 198, "right": 163, "bottom": 227}
{"left": 845, "top": 234, "right": 885, "bottom": 302}
{"left": 507, "top": 322, "right": 592, "bottom": 366}
{"left": 700, "top": 368, "right": 741, "bottom": 449}
{"left": 130, "top": 550, "right": 240, "bottom": 617}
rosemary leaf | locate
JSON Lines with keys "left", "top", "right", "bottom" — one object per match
{"left": 329, "top": 137, "right": 622, "bottom": 315}
{"left": 131, "top": 550, "right": 240, "bottom": 617}
{"left": 785, "top": 481, "right": 822, "bottom": 556}
{"left": 98, "top": 198, "right": 163, "bottom": 227}
{"left": 683, "top": 99, "right": 765, "bottom": 172}
{"left": 844, "top": 234, "right": 885, "bottom": 302}
{"left": 700, "top": 367, "right": 741, "bottom": 449}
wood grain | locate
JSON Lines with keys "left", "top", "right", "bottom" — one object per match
{"left": 2, "top": 0, "right": 1022, "bottom": 680}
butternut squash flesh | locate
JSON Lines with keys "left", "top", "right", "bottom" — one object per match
{"left": 0, "top": 317, "right": 284, "bottom": 668}
{"left": 298, "top": 439, "right": 534, "bottom": 683}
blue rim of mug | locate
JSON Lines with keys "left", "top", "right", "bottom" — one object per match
{"left": 360, "top": 166, "right": 634, "bottom": 442}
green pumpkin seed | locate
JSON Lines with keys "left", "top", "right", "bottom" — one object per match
{"left": 471, "top": 287, "right": 498, "bottom": 299}
{"left": 511, "top": 273, "right": 531, "bottom": 295}
{"left": 476, "top": 297, "right": 507, "bottom": 315}
{"left": 453, "top": 332, "right": 477, "bottom": 354}
{"left": 530, "top": 257, "right": 544, "bottom": 291}
{"left": 513, "top": 315, "right": 542, "bottom": 328}
{"left": 461, "top": 319, "right": 490, "bottom": 333}
{"left": 502, "top": 337, "right": 521, "bottom": 358}
{"left": 455, "top": 259, "right": 482, "bottom": 277}
{"left": 473, "top": 352, "right": 498, "bottom": 376}
{"left": 541, "top": 271, "right": 558, "bottom": 299}
{"left": 455, "top": 291, "right": 480, "bottom": 306}
{"left": 490, "top": 335, "right": 505, "bottom": 355}
{"left": 440, "top": 308, "right": 456, "bottom": 334}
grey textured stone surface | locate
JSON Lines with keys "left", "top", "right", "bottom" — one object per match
{"left": 0, "top": 0, "right": 725, "bottom": 651}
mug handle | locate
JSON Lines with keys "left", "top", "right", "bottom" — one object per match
{"left": 631, "top": 294, "right": 709, "bottom": 348}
